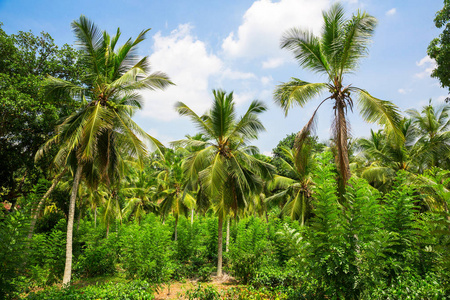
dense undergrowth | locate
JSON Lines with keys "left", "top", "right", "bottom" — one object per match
{"left": 2, "top": 154, "right": 450, "bottom": 299}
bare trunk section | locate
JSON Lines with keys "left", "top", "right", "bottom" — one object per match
{"left": 28, "top": 168, "right": 67, "bottom": 240}
{"left": 217, "top": 213, "right": 224, "bottom": 277}
{"left": 226, "top": 217, "right": 230, "bottom": 253}
{"left": 336, "top": 101, "right": 351, "bottom": 186}
{"left": 191, "top": 208, "right": 194, "bottom": 225}
{"left": 62, "top": 165, "right": 83, "bottom": 286}
{"left": 106, "top": 221, "right": 110, "bottom": 238}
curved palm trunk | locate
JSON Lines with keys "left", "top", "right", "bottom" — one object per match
{"left": 28, "top": 168, "right": 67, "bottom": 240}
{"left": 335, "top": 101, "right": 351, "bottom": 187}
{"left": 62, "top": 165, "right": 83, "bottom": 285}
{"left": 217, "top": 213, "right": 224, "bottom": 277}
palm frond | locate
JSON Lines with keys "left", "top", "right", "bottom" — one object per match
{"left": 274, "top": 79, "right": 327, "bottom": 116}
{"left": 281, "top": 28, "right": 329, "bottom": 75}
{"left": 353, "top": 87, "right": 403, "bottom": 143}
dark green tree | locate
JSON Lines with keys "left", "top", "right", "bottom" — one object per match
{"left": 428, "top": 0, "right": 450, "bottom": 100}
{"left": 0, "top": 25, "right": 85, "bottom": 204}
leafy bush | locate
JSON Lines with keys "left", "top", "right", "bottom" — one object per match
{"left": 26, "top": 280, "right": 155, "bottom": 299}
{"left": 77, "top": 238, "right": 116, "bottom": 277}
{"left": 184, "top": 284, "right": 220, "bottom": 300}
{"left": 229, "top": 216, "right": 272, "bottom": 284}
{"left": 29, "top": 219, "right": 67, "bottom": 285}
{"left": 0, "top": 211, "right": 29, "bottom": 298}
{"left": 119, "top": 214, "right": 174, "bottom": 283}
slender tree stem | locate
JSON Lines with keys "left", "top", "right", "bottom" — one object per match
{"left": 62, "top": 164, "right": 82, "bottom": 286}
{"left": 226, "top": 216, "right": 230, "bottom": 253}
{"left": 217, "top": 213, "right": 224, "bottom": 277}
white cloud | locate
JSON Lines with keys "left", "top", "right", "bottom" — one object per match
{"left": 398, "top": 88, "right": 411, "bottom": 94}
{"left": 222, "top": 0, "right": 328, "bottom": 59}
{"left": 385, "top": 8, "right": 396, "bottom": 16}
{"left": 415, "top": 56, "right": 437, "bottom": 79}
{"left": 261, "top": 76, "right": 273, "bottom": 85}
{"left": 262, "top": 57, "right": 285, "bottom": 69}
{"left": 222, "top": 69, "right": 256, "bottom": 80}
{"left": 141, "top": 24, "right": 222, "bottom": 121}
{"left": 262, "top": 150, "right": 274, "bottom": 157}
{"left": 233, "top": 90, "right": 258, "bottom": 106}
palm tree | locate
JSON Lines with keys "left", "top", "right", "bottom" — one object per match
{"left": 122, "top": 167, "right": 159, "bottom": 224}
{"left": 36, "top": 16, "right": 173, "bottom": 285}
{"left": 266, "top": 138, "right": 315, "bottom": 225}
{"left": 407, "top": 100, "right": 450, "bottom": 171}
{"left": 154, "top": 149, "right": 195, "bottom": 240}
{"left": 274, "top": 3, "right": 402, "bottom": 187}
{"left": 355, "top": 118, "right": 418, "bottom": 191}
{"left": 174, "top": 89, "right": 274, "bottom": 276}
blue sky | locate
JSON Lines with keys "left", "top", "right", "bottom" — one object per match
{"left": 0, "top": 0, "right": 446, "bottom": 155}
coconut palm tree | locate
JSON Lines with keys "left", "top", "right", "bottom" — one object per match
{"left": 154, "top": 149, "right": 195, "bottom": 240}
{"left": 407, "top": 100, "right": 450, "bottom": 171}
{"left": 122, "top": 167, "right": 159, "bottom": 224}
{"left": 274, "top": 3, "right": 402, "bottom": 187}
{"left": 174, "top": 89, "right": 274, "bottom": 276}
{"left": 266, "top": 135, "right": 316, "bottom": 225}
{"left": 355, "top": 118, "right": 418, "bottom": 191}
{"left": 36, "top": 16, "right": 173, "bottom": 285}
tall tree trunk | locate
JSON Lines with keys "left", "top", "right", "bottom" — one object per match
{"left": 106, "top": 221, "right": 110, "bottom": 238}
{"left": 191, "top": 208, "right": 194, "bottom": 225}
{"left": 226, "top": 217, "right": 230, "bottom": 253}
{"left": 28, "top": 168, "right": 67, "bottom": 240}
{"left": 335, "top": 101, "right": 351, "bottom": 187}
{"left": 174, "top": 216, "right": 178, "bottom": 241}
{"left": 217, "top": 213, "right": 224, "bottom": 277}
{"left": 62, "top": 165, "right": 83, "bottom": 285}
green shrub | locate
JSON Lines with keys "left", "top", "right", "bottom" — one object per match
{"left": 26, "top": 280, "right": 155, "bottom": 299}
{"left": 77, "top": 238, "right": 116, "bottom": 277}
{"left": 184, "top": 284, "right": 220, "bottom": 300}
{"left": 0, "top": 210, "right": 29, "bottom": 299}
{"left": 119, "top": 214, "right": 174, "bottom": 283}
{"left": 29, "top": 219, "right": 67, "bottom": 285}
{"left": 229, "top": 216, "right": 272, "bottom": 284}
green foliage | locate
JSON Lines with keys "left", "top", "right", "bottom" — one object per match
{"left": 77, "top": 238, "right": 116, "bottom": 277}
{"left": 28, "top": 221, "right": 67, "bottom": 285}
{"left": 184, "top": 284, "right": 220, "bottom": 300}
{"left": 229, "top": 217, "right": 272, "bottom": 284}
{"left": 305, "top": 152, "right": 355, "bottom": 298}
{"left": 428, "top": 0, "right": 450, "bottom": 97}
{"left": 171, "top": 216, "right": 214, "bottom": 280}
{"left": 0, "top": 25, "right": 84, "bottom": 203}
{"left": 26, "top": 280, "right": 155, "bottom": 300}
{"left": 0, "top": 211, "right": 30, "bottom": 298}
{"left": 119, "top": 214, "right": 174, "bottom": 283}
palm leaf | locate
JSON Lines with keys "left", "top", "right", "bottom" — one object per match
{"left": 274, "top": 79, "right": 327, "bottom": 116}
